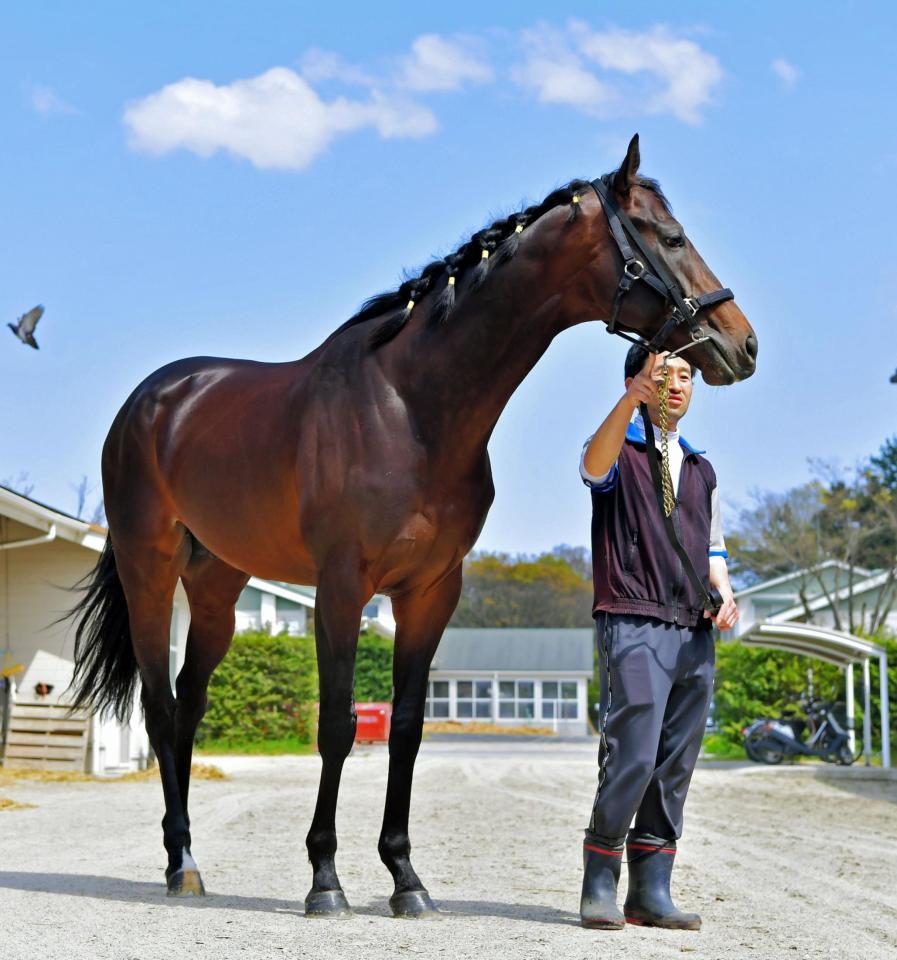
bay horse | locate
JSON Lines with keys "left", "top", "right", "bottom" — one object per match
{"left": 69, "top": 135, "right": 757, "bottom": 917}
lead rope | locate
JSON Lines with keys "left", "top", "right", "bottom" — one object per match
{"left": 657, "top": 360, "right": 675, "bottom": 517}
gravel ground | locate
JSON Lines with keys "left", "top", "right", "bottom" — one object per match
{"left": 1, "top": 739, "right": 895, "bottom": 960}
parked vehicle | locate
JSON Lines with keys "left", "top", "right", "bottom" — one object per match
{"left": 743, "top": 694, "right": 856, "bottom": 765}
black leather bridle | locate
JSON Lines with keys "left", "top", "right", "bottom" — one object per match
{"left": 589, "top": 176, "right": 734, "bottom": 356}
{"left": 590, "top": 176, "right": 727, "bottom": 617}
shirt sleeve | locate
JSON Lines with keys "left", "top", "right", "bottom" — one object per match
{"left": 580, "top": 435, "right": 620, "bottom": 493}
{"left": 709, "top": 485, "right": 728, "bottom": 558}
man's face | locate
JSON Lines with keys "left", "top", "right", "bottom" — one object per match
{"left": 628, "top": 353, "right": 695, "bottom": 427}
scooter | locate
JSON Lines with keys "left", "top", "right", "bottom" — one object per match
{"left": 743, "top": 694, "right": 856, "bottom": 765}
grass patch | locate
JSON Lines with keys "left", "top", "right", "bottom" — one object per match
{"left": 0, "top": 762, "right": 226, "bottom": 783}
{"left": 0, "top": 796, "right": 36, "bottom": 811}
{"left": 115, "top": 762, "right": 228, "bottom": 782}
{"left": 195, "top": 737, "right": 316, "bottom": 755}
{"left": 702, "top": 733, "right": 748, "bottom": 760}
{"left": 423, "top": 721, "right": 556, "bottom": 737}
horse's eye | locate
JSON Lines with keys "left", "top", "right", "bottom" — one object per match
{"left": 666, "top": 235, "right": 686, "bottom": 248}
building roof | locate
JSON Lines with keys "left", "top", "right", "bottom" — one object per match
{"left": 734, "top": 560, "right": 874, "bottom": 600}
{"left": 431, "top": 628, "right": 594, "bottom": 674}
{"left": 0, "top": 484, "right": 106, "bottom": 552}
{"left": 767, "top": 569, "right": 894, "bottom": 623}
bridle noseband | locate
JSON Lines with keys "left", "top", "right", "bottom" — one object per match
{"left": 589, "top": 177, "right": 734, "bottom": 358}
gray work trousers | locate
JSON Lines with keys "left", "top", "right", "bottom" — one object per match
{"left": 587, "top": 613, "right": 715, "bottom": 845}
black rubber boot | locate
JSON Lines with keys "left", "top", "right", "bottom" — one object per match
{"left": 623, "top": 835, "right": 701, "bottom": 930}
{"left": 580, "top": 836, "right": 625, "bottom": 930}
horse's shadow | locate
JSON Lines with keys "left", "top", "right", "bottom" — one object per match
{"left": 0, "top": 872, "right": 579, "bottom": 926}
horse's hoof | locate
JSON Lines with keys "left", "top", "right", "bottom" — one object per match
{"left": 305, "top": 888, "right": 353, "bottom": 919}
{"left": 167, "top": 869, "right": 206, "bottom": 897}
{"left": 389, "top": 889, "right": 442, "bottom": 919}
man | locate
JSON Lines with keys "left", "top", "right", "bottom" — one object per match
{"left": 578, "top": 345, "right": 738, "bottom": 932}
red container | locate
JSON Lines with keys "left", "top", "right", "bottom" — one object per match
{"left": 354, "top": 702, "right": 392, "bottom": 743}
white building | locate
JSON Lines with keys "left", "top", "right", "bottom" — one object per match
{"left": 733, "top": 559, "right": 896, "bottom": 637}
{"left": 0, "top": 484, "right": 159, "bottom": 774}
{"left": 425, "top": 627, "right": 594, "bottom": 736}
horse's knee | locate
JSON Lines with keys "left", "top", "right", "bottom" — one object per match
{"left": 388, "top": 708, "right": 424, "bottom": 760}
{"left": 174, "top": 673, "right": 209, "bottom": 722}
{"left": 317, "top": 703, "right": 357, "bottom": 759}
{"left": 141, "top": 683, "right": 176, "bottom": 741}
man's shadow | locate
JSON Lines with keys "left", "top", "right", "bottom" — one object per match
{"left": 0, "top": 872, "right": 580, "bottom": 926}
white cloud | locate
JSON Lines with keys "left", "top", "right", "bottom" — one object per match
{"left": 123, "top": 67, "right": 436, "bottom": 171}
{"left": 31, "top": 85, "right": 77, "bottom": 116}
{"left": 513, "top": 23, "right": 723, "bottom": 125}
{"left": 299, "top": 49, "right": 374, "bottom": 87}
{"left": 398, "top": 34, "right": 493, "bottom": 92}
{"left": 771, "top": 58, "right": 800, "bottom": 88}
{"left": 513, "top": 26, "right": 614, "bottom": 112}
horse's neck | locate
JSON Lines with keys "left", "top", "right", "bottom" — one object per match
{"left": 359, "top": 200, "right": 623, "bottom": 471}
{"left": 397, "top": 253, "right": 598, "bottom": 462}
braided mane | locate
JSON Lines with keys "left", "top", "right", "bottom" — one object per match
{"left": 334, "top": 172, "right": 670, "bottom": 349}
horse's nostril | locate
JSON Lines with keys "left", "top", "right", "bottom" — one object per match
{"left": 744, "top": 334, "right": 758, "bottom": 360}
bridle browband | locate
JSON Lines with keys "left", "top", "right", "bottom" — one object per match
{"left": 589, "top": 176, "right": 734, "bottom": 357}
{"left": 589, "top": 176, "right": 729, "bottom": 618}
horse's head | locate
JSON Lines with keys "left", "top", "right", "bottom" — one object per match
{"left": 574, "top": 135, "right": 757, "bottom": 386}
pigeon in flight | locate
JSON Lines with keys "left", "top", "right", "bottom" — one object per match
{"left": 7, "top": 305, "right": 43, "bottom": 349}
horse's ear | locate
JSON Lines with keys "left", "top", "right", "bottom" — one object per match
{"left": 612, "top": 134, "right": 640, "bottom": 194}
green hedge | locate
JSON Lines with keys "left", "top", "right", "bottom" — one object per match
{"left": 713, "top": 639, "right": 842, "bottom": 746}
{"left": 195, "top": 628, "right": 394, "bottom": 747}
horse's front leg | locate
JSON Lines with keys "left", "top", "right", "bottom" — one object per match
{"left": 304, "top": 563, "right": 367, "bottom": 918}
{"left": 379, "top": 567, "right": 462, "bottom": 919}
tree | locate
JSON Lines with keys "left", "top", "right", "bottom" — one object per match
{"left": 450, "top": 548, "right": 594, "bottom": 628}
{"left": 731, "top": 440, "right": 897, "bottom": 634}
{"left": 70, "top": 474, "right": 106, "bottom": 525}
{"left": 1, "top": 471, "right": 34, "bottom": 497}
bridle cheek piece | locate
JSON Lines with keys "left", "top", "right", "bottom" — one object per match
{"left": 589, "top": 177, "right": 734, "bottom": 359}
{"left": 589, "top": 177, "right": 728, "bottom": 618}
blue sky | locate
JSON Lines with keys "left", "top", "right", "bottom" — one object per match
{"left": 2, "top": 2, "right": 896, "bottom": 555}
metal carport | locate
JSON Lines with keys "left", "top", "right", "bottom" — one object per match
{"left": 740, "top": 621, "right": 890, "bottom": 768}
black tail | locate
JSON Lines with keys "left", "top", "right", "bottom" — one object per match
{"left": 68, "top": 537, "right": 139, "bottom": 722}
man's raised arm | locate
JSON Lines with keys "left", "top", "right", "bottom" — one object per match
{"left": 582, "top": 351, "right": 659, "bottom": 480}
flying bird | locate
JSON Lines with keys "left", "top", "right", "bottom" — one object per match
{"left": 7, "top": 304, "right": 44, "bottom": 349}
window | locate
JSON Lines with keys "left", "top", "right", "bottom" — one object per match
{"left": 425, "top": 681, "right": 450, "bottom": 719}
{"left": 456, "top": 679, "right": 493, "bottom": 719}
{"left": 499, "top": 680, "right": 535, "bottom": 720}
{"left": 541, "top": 681, "right": 579, "bottom": 720}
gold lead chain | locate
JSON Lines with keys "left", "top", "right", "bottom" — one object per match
{"left": 657, "top": 362, "right": 675, "bottom": 517}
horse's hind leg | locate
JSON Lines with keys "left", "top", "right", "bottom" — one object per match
{"left": 304, "top": 561, "right": 367, "bottom": 918}
{"left": 112, "top": 523, "right": 200, "bottom": 894}
{"left": 174, "top": 553, "right": 249, "bottom": 856}
{"left": 379, "top": 568, "right": 462, "bottom": 919}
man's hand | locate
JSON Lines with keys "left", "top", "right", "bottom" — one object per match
{"left": 704, "top": 592, "right": 738, "bottom": 631}
{"left": 625, "top": 351, "right": 659, "bottom": 408}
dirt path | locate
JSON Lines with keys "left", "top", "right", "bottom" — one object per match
{"left": 1, "top": 740, "right": 894, "bottom": 960}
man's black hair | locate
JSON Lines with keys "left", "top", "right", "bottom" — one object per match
{"left": 624, "top": 343, "right": 696, "bottom": 380}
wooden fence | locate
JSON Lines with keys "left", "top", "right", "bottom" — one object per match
{"left": 1, "top": 700, "right": 90, "bottom": 771}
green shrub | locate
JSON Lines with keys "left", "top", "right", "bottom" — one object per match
{"left": 855, "top": 632, "right": 897, "bottom": 758}
{"left": 197, "top": 630, "right": 318, "bottom": 745}
{"left": 702, "top": 732, "right": 747, "bottom": 760}
{"left": 355, "top": 630, "right": 394, "bottom": 701}
{"left": 713, "top": 639, "right": 841, "bottom": 747}
{"left": 195, "top": 627, "right": 395, "bottom": 748}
